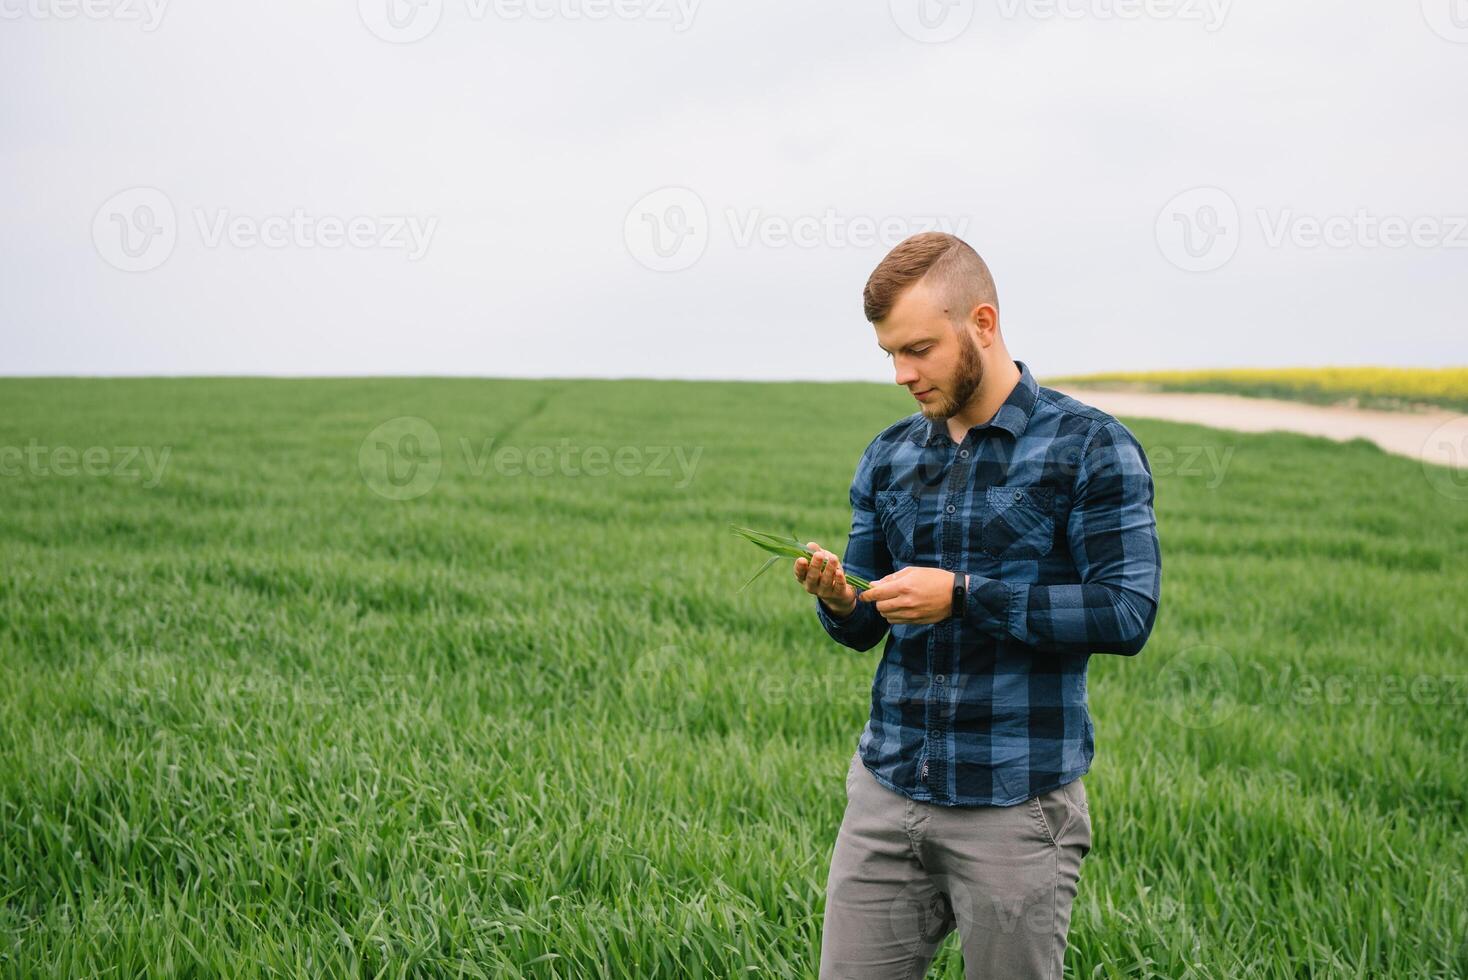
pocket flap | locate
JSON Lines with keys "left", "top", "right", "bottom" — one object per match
{"left": 986, "top": 484, "right": 1056, "bottom": 512}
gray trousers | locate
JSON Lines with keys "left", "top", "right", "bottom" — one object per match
{"left": 819, "top": 750, "right": 1092, "bottom": 980}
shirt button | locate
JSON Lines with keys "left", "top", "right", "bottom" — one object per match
{"left": 1014, "top": 491, "right": 1023, "bottom": 501}
{"left": 935, "top": 674, "right": 945, "bottom": 683}
{"left": 946, "top": 504, "right": 956, "bottom": 514}
{"left": 959, "top": 449, "right": 969, "bottom": 458}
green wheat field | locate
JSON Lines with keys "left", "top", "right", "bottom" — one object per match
{"left": 1, "top": 378, "right": 1465, "bottom": 978}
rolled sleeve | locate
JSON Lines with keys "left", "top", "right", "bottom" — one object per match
{"left": 961, "top": 574, "right": 1014, "bottom": 636}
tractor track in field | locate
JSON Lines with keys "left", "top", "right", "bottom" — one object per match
{"left": 492, "top": 385, "right": 558, "bottom": 444}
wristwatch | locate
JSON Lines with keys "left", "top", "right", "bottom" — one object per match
{"left": 950, "top": 572, "right": 967, "bottom": 621}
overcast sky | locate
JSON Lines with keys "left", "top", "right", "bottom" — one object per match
{"left": 3, "top": 0, "right": 1465, "bottom": 381}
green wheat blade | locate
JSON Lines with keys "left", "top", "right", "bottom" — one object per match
{"left": 729, "top": 524, "right": 873, "bottom": 592}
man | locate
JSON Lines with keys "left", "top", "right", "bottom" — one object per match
{"left": 795, "top": 232, "right": 1161, "bottom": 979}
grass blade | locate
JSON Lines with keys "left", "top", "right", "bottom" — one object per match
{"left": 728, "top": 524, "right": 873, "bottom": 592}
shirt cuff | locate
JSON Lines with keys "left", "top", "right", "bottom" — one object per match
{"left": 962, "top": 572, "right": 1016, "bottom": 640}
{"left": 816, "top": 594, "right": 877, "bottom": 644}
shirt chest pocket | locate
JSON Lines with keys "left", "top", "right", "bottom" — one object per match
{"left": 980, "top": 485, "right": 1060, "bottom": 560}
{"left": 875, "top": 489, "right": 919, "bottom": 564}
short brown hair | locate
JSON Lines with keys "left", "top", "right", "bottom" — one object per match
{"left": 862, "top": 232, "right": 998, "bottom": 324}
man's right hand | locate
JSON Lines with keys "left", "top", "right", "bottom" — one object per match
{"left": 795, "top": 541, "right": 857, "bottom": 618}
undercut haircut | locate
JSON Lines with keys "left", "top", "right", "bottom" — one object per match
{"left": 862, "top": 232, "right": 998, "bottom": 325}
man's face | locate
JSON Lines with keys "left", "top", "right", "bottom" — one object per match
{"left": 874, "top": 281, "right": 985, "bottom": 421}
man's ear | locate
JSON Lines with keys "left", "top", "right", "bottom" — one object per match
{"left": 971, "top": 303, "right": 999, "bottom": 341}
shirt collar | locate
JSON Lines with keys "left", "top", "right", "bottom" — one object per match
{"left": 913, "top": 359, "right": 1039, "bottom": 447}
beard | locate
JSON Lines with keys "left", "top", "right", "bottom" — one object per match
{"left": 919, "top": 326, "right": 985, "bottom": 420}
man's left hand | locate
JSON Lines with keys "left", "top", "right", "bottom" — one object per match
{"left": 857, "top": 567, "right": 956, "bottom": 625}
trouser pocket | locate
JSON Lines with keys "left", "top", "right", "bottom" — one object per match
{"left": 1032, "top": 778, "right": 1090, "bottom": 853}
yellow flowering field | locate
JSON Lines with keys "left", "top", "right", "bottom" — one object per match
{"left": 1042, "top": 367, "right": 1468, "bottom": 412}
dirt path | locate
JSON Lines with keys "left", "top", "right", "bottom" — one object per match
{"left": 1050, "top": 387, "right": 1468, "bottom": 471}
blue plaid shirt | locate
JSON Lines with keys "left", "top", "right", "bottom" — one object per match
{"left": 816, "top": 360, "right": 1161, "bottom": 807}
